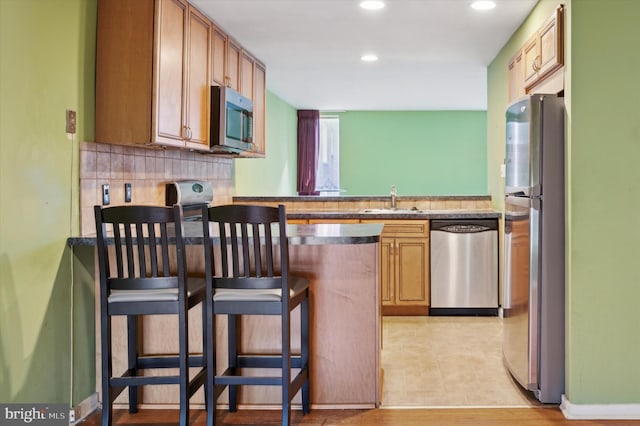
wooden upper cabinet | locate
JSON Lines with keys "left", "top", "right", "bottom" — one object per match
{"left": 252, "top": 61, "right": 267, "bottom": 156}
{"left": 240, "top": 50, "right": 255, "bottom": 100}
{"left": 211, "top": 27, "right": 242, "bottom": 91}
{"left": 536, "top": 7, "right": 564, "bottom": 80}
{"left": 507, "top": 4, "right": 564, "bottom": 103}
{"left": 225, "top": 39, "right": 241, "bottom": 90}
{"left": 154, "top": 0, "right": 186, "bottom": 147}
{"left": 183, "top": 6, "right": 211, "bottom": 150}
{"left": 508, "top": 50, "right": 525, "bottom": 103}
{"left": 96, "top": 0, "right": 266, "bottom": 157}
{"left": 524, "top": 5, "right": 564, "bottom": 90}
{"left": 211, "top": 26, "right": 227, "bottom": 85}
{"left": 96, "top": 0, "right": 155, "bottom": 144}
{"left": 96, "top": 0, "right": 211, "bottom": 151}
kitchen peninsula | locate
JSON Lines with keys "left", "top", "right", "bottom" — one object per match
{"left": 68, "top": 221, "right": 384, "bottom": 409}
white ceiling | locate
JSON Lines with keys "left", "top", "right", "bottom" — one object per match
{"left": 190, "top": 0, "right": 537, "bottom": 110}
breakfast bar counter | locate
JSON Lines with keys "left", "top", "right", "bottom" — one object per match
{"left": 68, "top": 223, "right": 384, "bottom": 409}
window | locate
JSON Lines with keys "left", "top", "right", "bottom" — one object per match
{"left": 315, "top": 115, "right": 340, "bottom": 193}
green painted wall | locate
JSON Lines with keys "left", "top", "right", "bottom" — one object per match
{"left": 234, "top": 91, "right": 298, "bottom": 195}
{"left": 489, "top": 0, "right": 640, "bottom": 405}
{"left": 0, "top": 0, "right": 96, "bottom": 404}
{"left": 236, "top": 107, "right": 488, "bottom": 197}
{"left": 567, "top": 0, "right": 640, "bottom": 404}
{"left": 337, "top": 111, "right": 487, "bottom": 196}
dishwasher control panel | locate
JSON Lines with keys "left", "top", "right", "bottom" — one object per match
{"left": 430, "top": 219, "right": 498, "bottom": 232}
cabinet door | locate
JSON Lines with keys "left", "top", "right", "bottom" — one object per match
{"left": 508, "top": 50, "right": 524, "bottom": 103}
{"left": 240, "top": 50, "right": 255, "bottom": 100}
{"left": 395, "top": 237, "right": 429, "bottom": 306}
{"left": 536, "top": 6, "right": 563, "bottom": 80}
{"left": 287, "top": 219, "right": 308, "bottom": 224}
{"left": 95, "top": 0, "right": 155, "bottom": 144}
{"left": 252, "top": 61, "right": 266, "bottom": 156}
{"left": 523, "top": 34, "right": 539, "bottom": 88}
{"left": 379, "top": 237, "right": 394, "bottom": 305}
{"left": 523, "top": 5, "right": 564, "bottom": 91}
{"left": 184, "top": 6, "right": 211, "bottom": 151}
{"left": 226, "top": 39, "right": 241, "bottom": 90}
{"left": 211, "top": 26, "right": 227, "bottom": 85}
{"left": 154, "top": 0, "right": 188, "bottom": 147}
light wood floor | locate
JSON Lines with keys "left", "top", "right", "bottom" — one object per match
{"left": 79, "top": 407, "right": 640, "bottom": 425}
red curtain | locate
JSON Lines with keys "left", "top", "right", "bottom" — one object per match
{"left": 296, "top": 110, "right": 320, "bottom": 196}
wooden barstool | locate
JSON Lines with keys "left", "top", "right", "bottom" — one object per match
{"left": 94, "top": 205, "right": 208, "bottom": 426}
{"left": 201, "top": 204, "right": 311, "bottom": 426}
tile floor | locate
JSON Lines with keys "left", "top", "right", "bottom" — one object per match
{"left": 381, "top": 316, "right": 541, "bottom": 408}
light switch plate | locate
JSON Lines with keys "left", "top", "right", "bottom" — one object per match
{"left": 125, "top": 183, "right": 132, "bottom": 203}
{"left": 102, "top": 184, "right": 110, "bottom": 205}
{"left": 66, "top": 110, "right": 76, "bottom": 134}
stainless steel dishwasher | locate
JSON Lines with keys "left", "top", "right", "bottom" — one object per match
{"left": 430, "top": 219, "right": 498, "bottom": 316}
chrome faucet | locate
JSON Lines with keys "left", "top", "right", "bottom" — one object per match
{"left": 390, "top": 185, "right": 397, "bottom": 209}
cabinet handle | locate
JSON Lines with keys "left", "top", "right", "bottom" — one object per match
{"left": 533, "top": 55, "right": 541, "bottom": 72}
{"left": 182, "top": 126, "right": 192, "bottom": 141}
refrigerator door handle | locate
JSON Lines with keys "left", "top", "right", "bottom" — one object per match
{"left": 503, "top": 231, "right": 512, "bottom": 310}
{"left": 528, "top": 198, "right": 541, "bottom": 388}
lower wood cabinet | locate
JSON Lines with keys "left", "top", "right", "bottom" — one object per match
{"left": 287, "top": 219, "right": 309, "bottom": 224}
{"left": 363, "top": 220, "right": 430, "bottom": 315}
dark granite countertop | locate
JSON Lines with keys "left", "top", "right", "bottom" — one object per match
{"left": 67, "top": 222, "right": 384, "bottom": 247}
{"left": 287, "top": 210, "right": 501, "bottom": 220}
{"left": 234, "top": 195, "right": 491, "bottom": 202}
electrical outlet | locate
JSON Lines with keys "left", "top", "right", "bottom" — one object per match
{"left": 66, "top": 110, "right": 76, "bottom": 134}
{"left": 102, "top": 184, "right": 110, "bottom": 205}
{"left": 125, "top": 183, "right": 132, "bottom": 203}
{"left": 69, "top": 409, "right": 76, "bottom": 423}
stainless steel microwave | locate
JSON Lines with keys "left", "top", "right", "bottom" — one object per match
{"left": 210, "top": 85, "right": 253, "bottom": 153}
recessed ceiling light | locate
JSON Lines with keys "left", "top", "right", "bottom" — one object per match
{"left": 360, "top": 1, "right": 385, "bottom": 11}
{"left": 471, "top": 1, "right": 496, "bottom": 11}
{"left": 361, "top": 54, "right": 379, "bottom": 62}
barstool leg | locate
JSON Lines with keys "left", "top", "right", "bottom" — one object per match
{"left": 228, "top": 314, "right": 238, "bottom": 412}
{"left": 301, "top": 295, "right": 311, "bottom": 414}
{"left": 178, "top": 302, "right": 189, "bottom": 426}
{"left": 101, "top": 312, "right": 112, "bottom": 426}
{"left": 126, "top": 315, "right": 139, "bottom": 413}
{"left": 281, "top": 309, "right": 291, "bottom": 426}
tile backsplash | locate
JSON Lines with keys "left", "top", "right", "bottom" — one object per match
{"left": 80, "top": 142, "right": 234, "bottom": 235}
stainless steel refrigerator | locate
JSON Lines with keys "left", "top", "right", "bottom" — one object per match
{"left": 503, "top": 94, "right": 565, "bottom": 403}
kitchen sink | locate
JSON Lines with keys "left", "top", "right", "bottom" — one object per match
{"left": 359, "top": 207, "right": 423, "bottom": 214}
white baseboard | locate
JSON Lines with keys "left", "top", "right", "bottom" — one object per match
{"left": 72, "top": 393, "right": 99, "bottom": 424}
{"left": 561, "top": 394, "right": 640, "bottom": 419}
